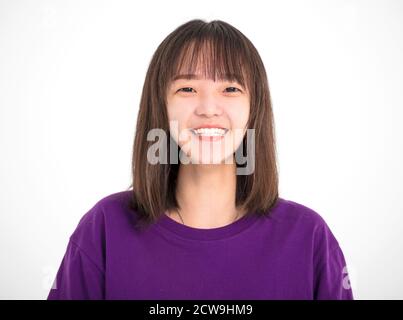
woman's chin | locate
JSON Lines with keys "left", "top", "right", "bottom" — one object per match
{"left": 186, "top": 152, "right": 235, "bottom": 165}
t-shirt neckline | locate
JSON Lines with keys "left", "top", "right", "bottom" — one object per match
{"left": 155, "top": 210, "right": 260, "bottom": 241}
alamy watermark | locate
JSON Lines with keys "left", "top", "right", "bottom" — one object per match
{"left": 146, "top": 121, "right": 256, "bottom": 175}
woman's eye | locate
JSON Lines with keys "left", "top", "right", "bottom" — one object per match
{"left": 177, "top": 87, "right": 194, "bottom": 93}
{"left": 225, "top": 87, "right": 242, "bottom": 93}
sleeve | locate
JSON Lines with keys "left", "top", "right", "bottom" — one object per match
{"left": 313, "top": 244, "right": 354, "bottom": 300}
{"left": 47, "top": 239, "right": 105, "bottom": 300}
{"left": 311, "top": 215, "right": 354, "bottom": 300}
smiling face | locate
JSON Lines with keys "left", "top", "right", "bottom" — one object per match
{"left": 166, "top": 70, "right": 250, "bottom": 165}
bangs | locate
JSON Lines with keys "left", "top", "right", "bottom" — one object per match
{"left": 166, "top": 29, "right": 252, "bottom": 92}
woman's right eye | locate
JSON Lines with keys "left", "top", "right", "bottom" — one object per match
{"left": 177, "top": 87, "right": 194, "bottom": 93}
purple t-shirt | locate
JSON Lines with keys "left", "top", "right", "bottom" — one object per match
{"left": 47, "top": 191, "right": 354, "bottom": 300}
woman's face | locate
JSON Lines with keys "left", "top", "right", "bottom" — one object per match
{"left": 166, "top": 72, "right": 250, "bottom": 165}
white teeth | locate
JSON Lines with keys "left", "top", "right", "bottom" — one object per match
{"left": 192, "top": 128, "right": 228, "bottom": 136}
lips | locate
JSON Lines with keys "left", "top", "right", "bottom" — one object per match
{"left": 192, "top": 124, "right": 228, "bottom": 130}
{"left": 189, "top": 127, "right": 229, "bottom": 142}
{"left": 191, "top": 128, "right": 228, "bottom": 135}
{"left": 191, "top": 124, "right": 229, "bottom": 135}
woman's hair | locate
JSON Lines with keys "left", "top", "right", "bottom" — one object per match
{"left": 127, "top": 19, "right": 279, "bottom": 229}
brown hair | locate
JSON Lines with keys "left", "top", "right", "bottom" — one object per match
{"left": 127, "top": 19, "right": 279, "bottom": 229}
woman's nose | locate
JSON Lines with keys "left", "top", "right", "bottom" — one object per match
{"left": 195, "top": 93, "right": 223, "bottom": 117}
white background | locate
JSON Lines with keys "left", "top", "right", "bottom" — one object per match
{"left": 0, "top": 0, "right": 402, "bottom": 299}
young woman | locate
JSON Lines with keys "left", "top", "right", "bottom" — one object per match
{"left": 48, "top": 19, "right": 354, "bottom": 300}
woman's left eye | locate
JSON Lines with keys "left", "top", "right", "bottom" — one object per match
{"left": 225, "top": 87, "right": 242, "bottom": 93}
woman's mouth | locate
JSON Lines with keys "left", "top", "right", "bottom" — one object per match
{"left": 190, "top": 128, "right": 229, "bottom": 142}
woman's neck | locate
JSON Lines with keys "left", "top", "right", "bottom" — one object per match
{"left": 169, "top": 162, "right": 245, "bottom": 228}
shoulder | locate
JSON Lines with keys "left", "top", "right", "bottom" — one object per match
{"left": 267, "top": 198, "right": 352, "bottom": 299}
{"left": 72, "top": 190, "right": 133, "bottom": 233}
{"left": 271, "top": 197, "right": 328, "bottom": 227}
{"left": 270, "top": 197, "right": 340, "bottom": 250}
{"left": 68, "top": 190, "right": 134, "bottom": 262}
